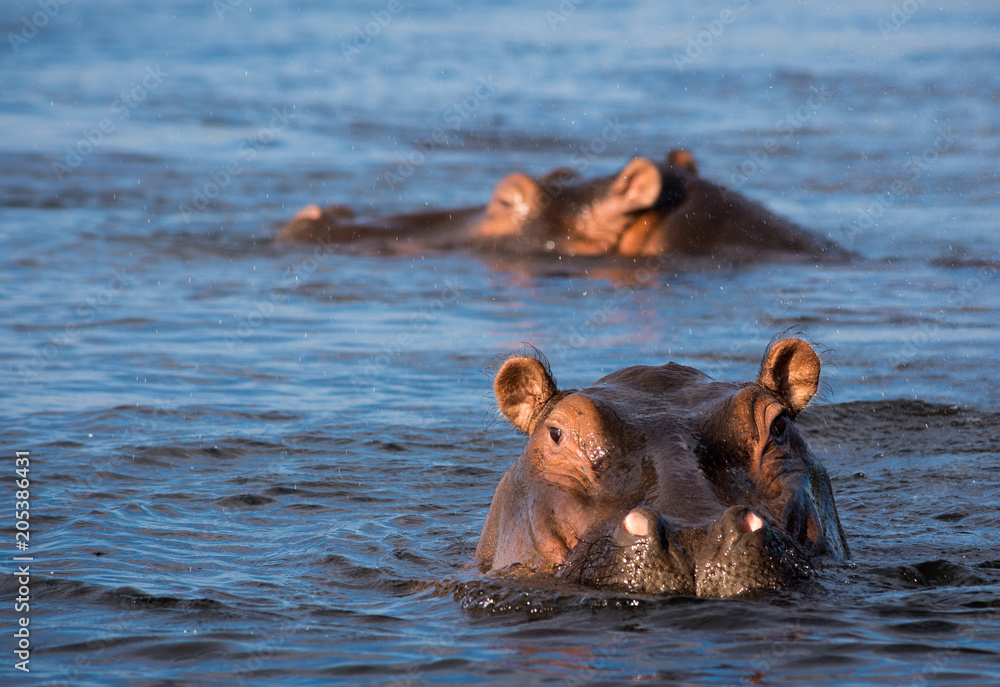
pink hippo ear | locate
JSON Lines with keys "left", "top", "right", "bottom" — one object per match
{"left": 757, "top": 339, "right": 821, "bottom": 416}
{"left": 483, "top": 173, "right": 543, "bottom": 235}
{"left": 666, "top": 149, "right": 699, "bottom": 175}
{"left": 494, "top": 356, "right": 559, "bottom": 434}
{"left": 599, "top": 156, "right": 663, "bottom": 219}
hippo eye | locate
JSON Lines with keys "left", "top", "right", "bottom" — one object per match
{"left": 770, "top": 416, "right": 788, "bottom": 442}
{"left": 548, "top": 426, "right": 563, "bottom": 445}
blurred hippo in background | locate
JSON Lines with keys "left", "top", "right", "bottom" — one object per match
{"left": 476, "top": 338, "right": 849, "bottom": 597}
{"left": 276, "top": 150, "right": 850, "bottom": 260}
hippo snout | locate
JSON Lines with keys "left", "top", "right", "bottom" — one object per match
{"left": 557, "top": 507, "right": 697, "bottom": 596}
{"left": 695, "top": 506, "right": 812, "bottom": 597}
{"left": 556, "top": 505, "right": 814, "bottom": 598}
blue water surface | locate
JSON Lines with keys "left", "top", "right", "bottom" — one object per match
{"left": 2, "top": 1, "right": 1000, "bottom": 684}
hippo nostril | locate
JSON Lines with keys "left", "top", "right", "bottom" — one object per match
{"left": 739, "top": 511, "right": 765, "bottom": 534}
{"left": 623, "top": 510, "right": 650, "bottom": 537}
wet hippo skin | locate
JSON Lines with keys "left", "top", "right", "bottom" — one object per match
{"left": 615, "top": 151, "right": 850, "bottom": 259}
{"left": 276, "top": 151, "right": 849, "bottom": 260}
{"left": 476, "top": 338, "right": 849, "bottom": 597}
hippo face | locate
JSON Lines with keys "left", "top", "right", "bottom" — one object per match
{"left": 476, "top": 339, "right": 848, "bottom": 597}
{"left": 471, "top": 152, "right": 695, "bottom": 256}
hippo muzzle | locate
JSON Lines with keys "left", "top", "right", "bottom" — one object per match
{"left": 557, "top": 507, "right": 696, "bottom": 595}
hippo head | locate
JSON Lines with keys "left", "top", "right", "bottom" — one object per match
{"left": 475, "top": 339, "right": 848, "bottom": 597}
{"left": 473, "top": 150, "right": 698, "bottom": 256}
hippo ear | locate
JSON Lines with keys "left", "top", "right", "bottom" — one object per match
{"left": 757, "top": 339, "right": 821, "bottom": 416}
{"left": 494, "top": 356, "right": 558, "bottom": 434}
{"left": 485, "top": 173, "right": 542, "bottom": 231}
{"left": 601, "top": 157, "right": 662, "bottom": 217}
{"left": 666, "top": 149, "right": 699, "bottom": 175}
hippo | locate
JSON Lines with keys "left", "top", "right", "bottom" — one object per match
{"left": 276, "top": 150, "right": 849, "bottom": 260}
{"left": 274, "top": 159, "right": 664, "bottom": 256}
{"left": 476, "top": 338, "right": 848, "bottom": 597}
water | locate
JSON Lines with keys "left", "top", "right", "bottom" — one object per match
{"left": 2, "top": 0, "right": 1000, "bottom": 684}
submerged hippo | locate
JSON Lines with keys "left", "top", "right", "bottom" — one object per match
{"left": 477, "top": 338, "right": 848, "bottom": 597}
{"left": 276, "top": 151, "right": 848, "bottom": 260}
{"left": 275, "top": 158, "right": 664, "bottom": 255}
